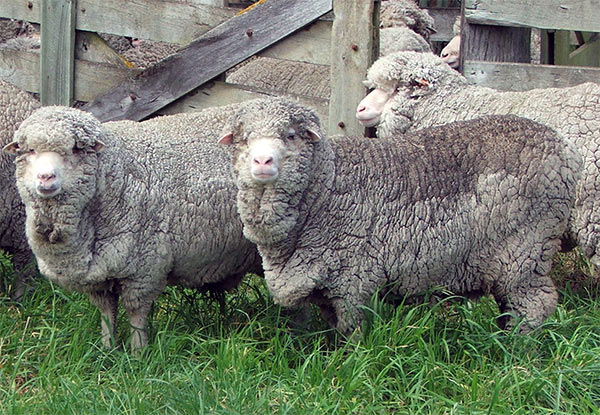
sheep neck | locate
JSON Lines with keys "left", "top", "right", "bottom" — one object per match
{"left": 238, "top": 139, "right": 335, "bottom": 261}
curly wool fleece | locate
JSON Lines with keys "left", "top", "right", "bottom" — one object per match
{"left": 222, "top": 98, "right": 581, "bottom": 335}
{"left": 0, "top": 80, "right": 40, "bottom": 299}
{"left": 364, "top": 50, "right": 600, "bottom": 267}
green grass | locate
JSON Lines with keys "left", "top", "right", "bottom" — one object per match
{"left": 0, "top": 250, "right": 599, "bottom": 414}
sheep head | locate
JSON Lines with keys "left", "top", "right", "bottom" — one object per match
{"left": 219, "top": 98, "right": 322, "bottom": 186}
{"left": 356, "top": 51, "right": 466, "bottom": 137}
{"left": 440, "top": 35, "right": 460, "bottom": 69}
{"left": 218, "top": 98, "right": 325, "bottom": 247}
{"left": 3, "top": 106, "right": 106, "bottom": 201}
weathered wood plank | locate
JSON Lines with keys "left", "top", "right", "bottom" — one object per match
{"left": 0, "top": 0, "right": 237, "bottom": 45}
{"left": 463, "top": 60, "right": 600, "bottom": 91}
{"left": 464, "top": 0, "right": 600, "bottom": 32}
{"left": 158, "top": 80, "right": 330, "bottom": 131}
{"left": 82, "top": 0, "right": 333, "bottom": 122}
{"left": 0, "top": 48, "right": 140, "bottom": 102}
{"left": 459, "top": 0, "right": 530, "bottom": 70}
{"left": 258, "top": 20, "right": 331, "bottom": 66}
{"left": 328, "top": 0, "right": 379, "bottom": 136}
{"left": 429, "top": 8, "right": 459, "bottom": 43}
{"left": 40, "top": 0, "right": 76, "bottom": 106}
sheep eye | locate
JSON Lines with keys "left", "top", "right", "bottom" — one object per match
{"left": 287, "top": 128, "right": 296, "bottom": 141}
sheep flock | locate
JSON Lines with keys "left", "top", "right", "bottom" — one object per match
{"left": 1, "top": 0, "right": 599, "bottom": 353}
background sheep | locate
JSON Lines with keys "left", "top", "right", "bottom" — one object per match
{"left": 356, "top": 51, "right": 600, "bottom": 269}
{"left": 440, "top": 15, "right": 460, "bottom": 69}
{"left": 0, "top": 80, "right": 40, "bottom": 299}
{"left": 4, "top": 105, "right": 262, "bottom": 351}
{"left": 219, "top": 98, "right": 581, "bottom": 335}
{"left": 379, "top": 0, "right": 436, "bottom": 45}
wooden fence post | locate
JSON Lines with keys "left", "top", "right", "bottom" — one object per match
{"left": 41, "top": 0, "right": 76, "bottom": 106}
{"left": 328, "top": 0, "right": 379, "bottom": 137}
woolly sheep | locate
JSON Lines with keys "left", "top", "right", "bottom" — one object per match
{"left": 356, "top": 51, "right": 600, "bottom": 267}
{"left": 219, "top": 98, "right": 581, "bottom": 334}
{"left": 227, "top": 57, "right": 331, "bottom": 100}
{"left": 379, "top": 0, "right": 436, "bottom": 44}
{"left": 380, "top": 26, "right": 432, "bottom": 56}
{"left": 4, "top": 105, "right": 262, "bottom": 351}
{"left": 0, "top": 80, "right": 40, "bottom": 299}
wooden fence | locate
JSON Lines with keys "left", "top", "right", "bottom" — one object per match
{"left": 460, "top": 0, "right": 600, "bottom": 91}
{"left": 3, "top": 0, "right": 598, "bottom": 136}
{"left": 0, "top": 0, "right": 380, "bottom": 136}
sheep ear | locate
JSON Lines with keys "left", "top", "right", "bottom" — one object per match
{"left": 92, "top": 140, "right": 105, "bottom": 152}
{"left": 307, "top": 128, "right": 322, "bottom": 142}
{"left": 219, "top": 132, "right": 234, "bottom": 145}
{"left": 2, "top": 141, "right": 19, "bottom": 154}
{"left": 415, "top": 78, "right": 430, "bottom": 87}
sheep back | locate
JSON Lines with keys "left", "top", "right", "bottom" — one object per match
{"left": 365, "top": 51, "right": 600, "bottom": 265}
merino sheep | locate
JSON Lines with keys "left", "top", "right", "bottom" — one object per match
{"left": 219, "top": 98, "right": 581, "bottom": 334}
{"left": 0, "top": 80, "right": 40, "bottom": 299}
{"left": 380, "top": 26, "right": 432, "bottom": 56}
{"left": 439, "top": 18, "right": 541, "bottom": 68}
{"left": 4, "top": 105, "right": 262, "bottom": 351}
{"left": 356, "top": 51, "right": 600, "bottom": 267}
{"left": 379, "top": 0, "right": 436, "bottom": 44}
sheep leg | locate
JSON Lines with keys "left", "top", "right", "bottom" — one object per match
{"left": 123, "top": 303, "right": 151, "bottom": 353}
{"left": 88, "top": 290, "right": 119, "bottom": 348}
{"left": 10, "top": 252, "right": 36, "bottom": 302}
{"left": 492, "top": 235, "right": 559, "bottom": 333}
{"left": 495, "top": 274, "right": 557, "bottom": 333}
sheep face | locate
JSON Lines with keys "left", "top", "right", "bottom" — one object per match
{"left": 3, "top": 106, "right": 106, "bottom": 204}
{"left": 219, "top": 98, "right": 324, "bottom": 246}
{"left": 219, "top": 99, "right": 322, "bottom": 189}
{"left": 16, "top": 150, "right": 66, "bottom": 199}
{"left": 440, "top": 35, "right": 460, "bottom": 69}
{"left": 356, "top": 88, "right": 395, "bottom": 128}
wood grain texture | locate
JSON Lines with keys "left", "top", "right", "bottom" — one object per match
{"left": 328, "top": 0, "right": 379, "bottom": 136}
{"left": 459, "top": 0, "right": 530, "bottom": 70}
{"left": 82, "top": 0, "right": 332, "bottom": 122}
{"left": 258, "top": 20, "right": 332, "bottom": 66}
{"left": 0, "top": 48, "right": 140, "bottom": 101}
{"left": 40, "top": 0, "right": 76, "bottom": 106}
{"left": 464, "top": 60, "right": 600, "bottom": 91}
{"left": 0, "top": 0, "right": 237, "bottom": 44}
{"left": 464, "top": 0, "right": 600, "bottom": 32}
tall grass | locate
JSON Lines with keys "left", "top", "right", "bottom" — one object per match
{"left": 0, "top": 250, "right": 599, "bottom": 414}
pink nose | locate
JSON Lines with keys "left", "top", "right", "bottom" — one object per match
{"left": 37, "top": 173, "right": 56, "bottom": 183}
{"left": 357, "top": 105, "right": 366, "bottom": 112}
{"left": 253, "top": 155, "right": 273, "bottom": 166}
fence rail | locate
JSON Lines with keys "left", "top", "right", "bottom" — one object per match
{"left": 461, "top": 0, "right": 600, "bottom": 91}
{"left": 0, "top": 0, "right": 380, "bottom": 135}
